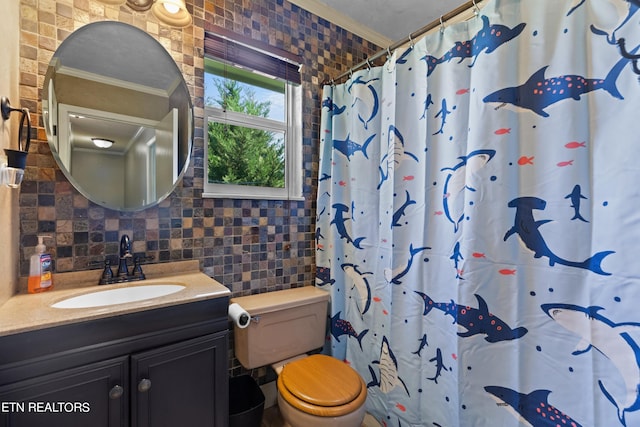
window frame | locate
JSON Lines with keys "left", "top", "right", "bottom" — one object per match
{"left": 202, "top": 31, "right": 303, "bottom": 201}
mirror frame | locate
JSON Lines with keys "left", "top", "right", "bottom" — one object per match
{"left": 43, "top": 21, "right": 193, "bottom": 211}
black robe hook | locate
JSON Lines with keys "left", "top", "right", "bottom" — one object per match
{"left": 1, "top": 97, "right": 31, "bottom": 152}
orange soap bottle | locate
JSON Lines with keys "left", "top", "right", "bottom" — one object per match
{"left": 28, "top": 236, "right": 54, "bottom": 293}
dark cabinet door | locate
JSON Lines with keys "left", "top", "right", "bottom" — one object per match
{"left": 131, "top": 332, "right": 228, "bottom": 427}
{"left": 0, "top": 356, "right": 128, "bottom": 427}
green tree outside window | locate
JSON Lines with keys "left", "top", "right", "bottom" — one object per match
{"left": 207, "top": 79, "right": 285, "bottom": 188}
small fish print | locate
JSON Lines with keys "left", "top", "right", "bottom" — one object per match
{"left": 494, "top": 128, "right": 511, "bottom": 135}
{"left": 557, "top": 160, "right": 574, "bottom": 167}
{"left": 434, "top": 211, "right": 444, "bottom": 216}
{"left": 517, "top": 156, "right": 534, "bottom": 165}
{"left": 383, "top": 309, "right": 389, "bottom": 315}
{"left": 403, "top": 175, "right": 415, "bottom": 181}
{"left": 456, "top": 88, "right": 470, "bottom": 95}
{"left": 413, "top": 334, "right": 429, "bottom": 357}
{"left": 373, "top": 297, "right": 382, "bottom": 302}
{"left": 472, "top": 252, "right": 486, "bottom": 258}
{"left": 396, "top": 403, "right": 407, "bottom": 412}
{"left": 499, "top": 269, "right": 516, "bottom": 275}
{"left": 339, "top": 180, "right": 347, "bottom": 186}
{"left": 451, "top": 353, "right": 458, "bottom": 360}
{"left": 565, "top": 141, "right": 586, "bottom": 149}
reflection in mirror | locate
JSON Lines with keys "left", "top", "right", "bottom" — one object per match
{"left": 43, "top": 21, "right": 193, "bottom": 211}
{"left": 57, "top": 104, "right": 178, "bottom": 208}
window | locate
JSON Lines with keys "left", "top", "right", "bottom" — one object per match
{"left": 203, "top": 31, "right": 303, "bottom": 200}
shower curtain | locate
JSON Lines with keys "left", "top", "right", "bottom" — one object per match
{"left": 316, "top": 0, "right": 640, "bottom": 425}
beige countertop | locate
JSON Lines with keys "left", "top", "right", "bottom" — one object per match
{"left": 0, "top": 260, "right": 230, "bottom": 337}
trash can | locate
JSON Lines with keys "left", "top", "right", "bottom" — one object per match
{"left": 229, "top": 375, "right": 265, "bottom": 427}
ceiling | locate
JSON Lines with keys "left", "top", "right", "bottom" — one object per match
{"left": 289, "top": 0, "right": 473, "bottom": 47}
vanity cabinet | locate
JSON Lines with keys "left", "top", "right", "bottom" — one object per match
{"left": 0, "top": 356, "right": 127, "bottom": 427}
{"left": 0, "top": 298, "right": 229, "bottom": 427}
{"left": 131, "top": 333, "right": 226, "bottom": 427}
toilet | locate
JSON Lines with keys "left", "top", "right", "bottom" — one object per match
{"left": 231, "top": 287, "right": 367, "bottom": 427}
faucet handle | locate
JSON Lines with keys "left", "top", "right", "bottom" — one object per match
{"left": 132, "top": 256, "right": 146, "bottom": 280}
{"left": 99, "top": 259, "right": 114, "bottom": 285}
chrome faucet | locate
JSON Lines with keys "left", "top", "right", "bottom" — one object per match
{"left": 99, "top": 234, "right": 147, "bottom": 285}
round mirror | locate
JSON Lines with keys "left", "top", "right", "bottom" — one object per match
{"left": 43, "top": 21, "right": 193, "bottom": 211}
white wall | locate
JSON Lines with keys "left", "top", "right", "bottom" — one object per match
{"left": 0, "top": 0, "right": 21, "bottom": 302}
{"left": 72, "top": 150, "right": 125, "bottom": 208}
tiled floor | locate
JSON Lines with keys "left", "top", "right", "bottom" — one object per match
{"left": 261, "top": 405, "right": 284, "bottom": 427}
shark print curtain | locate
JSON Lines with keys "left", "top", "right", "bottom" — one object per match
{"left": 316, "top": 0, "right": 640, "bottom": 426}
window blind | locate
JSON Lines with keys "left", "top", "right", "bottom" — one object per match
{"left": 204, "top": 29, "right": 302, "bottom": 85}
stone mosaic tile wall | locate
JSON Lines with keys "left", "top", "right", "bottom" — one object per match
{"left": 18, "top": 0, "right": 379, "bottom": 378}
{"left": 18, "top": 0, "right": 378, "bottom": 289}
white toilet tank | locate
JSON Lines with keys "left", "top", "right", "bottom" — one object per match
{"left": 231, "top": 287, "right": 330, "bottom": 369}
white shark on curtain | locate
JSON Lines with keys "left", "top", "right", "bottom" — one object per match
{"left": 317, "top": 0, "right": 640, "bottom": 425}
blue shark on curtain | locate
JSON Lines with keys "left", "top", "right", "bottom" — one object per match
{"left": 316, "top": 0, "right": 640, "bottom": 426}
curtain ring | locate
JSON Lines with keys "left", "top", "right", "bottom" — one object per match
{"left": 408, "top": 33, "right": 414, "bottom": 47}
{"left": 330, "top": 78, "right": 335, "bottom": 87}
{"left": 439, "top": 16, "right": 445, "bottom": 34}
{"left": 387, "top": 47, "right": 392, "bottom": 59}
{"left": 472, "top": 0, "right": 480, "bottom": 16}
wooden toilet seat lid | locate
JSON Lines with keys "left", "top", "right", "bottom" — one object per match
{"left": 277, "top": 354, "right": 367, "bottom": 417}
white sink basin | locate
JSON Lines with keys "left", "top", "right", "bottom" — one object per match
{"left": 51, "top": 284, "right": 186, "bottom": 309}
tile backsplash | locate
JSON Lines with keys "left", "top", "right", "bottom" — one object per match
{"left": 18, "top": 0, "right": 379, "bottom": 297}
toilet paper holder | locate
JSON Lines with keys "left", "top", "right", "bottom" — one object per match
{"left": 229, "top": 302, "right": 256, "bottom": 328}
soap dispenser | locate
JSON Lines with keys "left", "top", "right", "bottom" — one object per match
{"left": 28, "top": 236, "right": 53, "bottom": 293}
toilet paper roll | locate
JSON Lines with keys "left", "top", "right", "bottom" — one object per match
{"left": 228, "top": 303, "right": 251, "bottom": 328}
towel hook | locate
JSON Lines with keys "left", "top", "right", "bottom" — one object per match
{"left": 1, "top": 97, "right": 31, "bottom": 153}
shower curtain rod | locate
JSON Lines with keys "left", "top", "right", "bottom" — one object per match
{"left": 325, "top": 0, "right": 484, "bottom": 85}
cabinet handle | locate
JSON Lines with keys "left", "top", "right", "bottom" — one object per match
{"left": 109, "top": 385, "right": 124, "bottom": 400}
{"left": 138, "top": 378, "right": 152, "bottom": 393}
